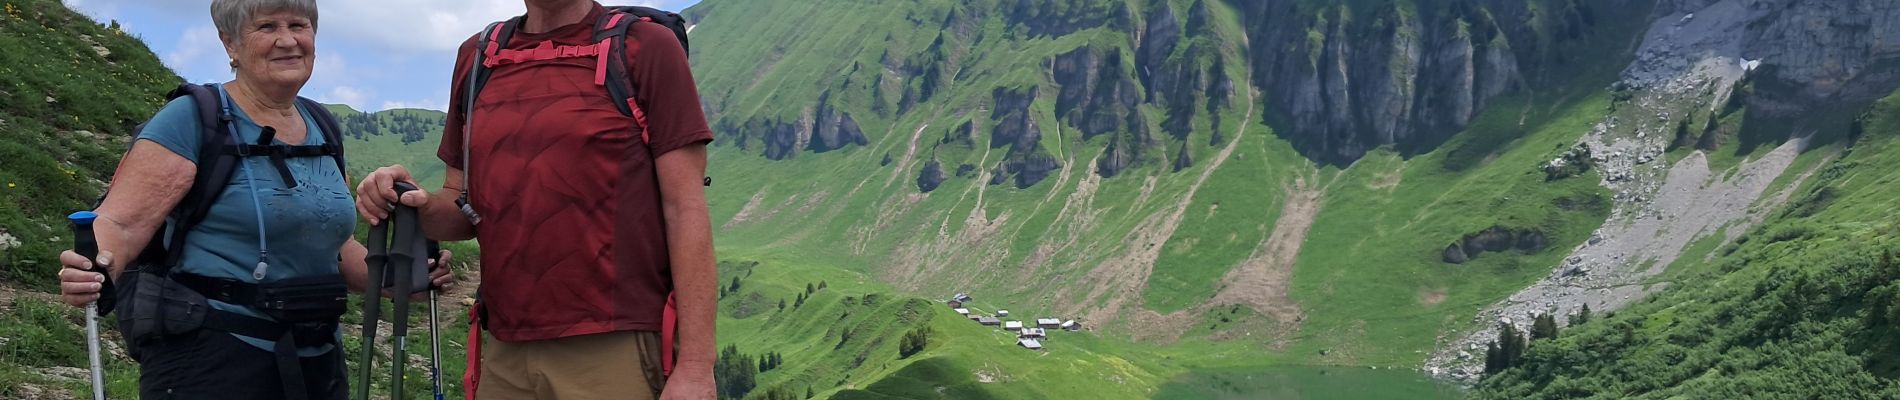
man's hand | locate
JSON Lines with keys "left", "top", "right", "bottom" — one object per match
{"left": 378, "top": 248, "right": 454, "bottom": 301}
{"left": 355, "top": 164, "right": 430, "bottom": 226}
{"left": 659, "top": 361, "right": 715, "bottom": 400}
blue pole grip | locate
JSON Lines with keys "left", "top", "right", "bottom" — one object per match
{"left": 68, "top": 211, "right": 98, "bottom": 262}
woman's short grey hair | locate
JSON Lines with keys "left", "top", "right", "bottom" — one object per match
{"left": 210, "top": 0, "right": 318, "bottom": 46}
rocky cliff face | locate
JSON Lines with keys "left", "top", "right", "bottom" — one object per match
{"left": 1726, "top": 0, "right": 1900, "bottom": 146}
{"left": 1052, "top": 47, "right": 1154, "bottom": 177}
{"left": 810, "top": 91, "right": 869, "bottom": 153}
{"left": 987, "top": 86, "right": 1062, "bottom": 188}
{"left": 1237, "top": 0, "right": 1640, "bottom": 165}
{"left": 1441, "top": 226, "right": 1551, "bottom": 264}
{"left": 1138, "top": 0, "right": 1235, "bottom": 151}
{"left": 716, "top": 92, "right": 870, "bottom": 161}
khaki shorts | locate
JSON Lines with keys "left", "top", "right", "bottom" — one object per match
{"left": 475, "top": 331, "right": 667, "bottom": 400}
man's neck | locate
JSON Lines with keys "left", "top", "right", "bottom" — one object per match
{"left": 522, "top": 0, "right": 593, "bottom": 34}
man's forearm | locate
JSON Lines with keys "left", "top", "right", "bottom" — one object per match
{"left": 419, "top": 188, "right": 477, "bottom": 241}
{"left": 420, "top": 168, "right": 478, "bottom": 241}
{"left": 656, "top": 145, "right": 718, "bottom": 368}
{"left": 666, "top": 207, "right": 718, "bottom": 366}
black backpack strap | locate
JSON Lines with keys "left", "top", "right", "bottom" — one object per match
{"left": 608, "top": 6, "right": 689, "bottom": 54}
{"left": 593, "top": 7, "right": 689, "bottom": 143}
{"left": 295, "top": 96, "right": 348, "bottom": 180}
{"left": 592, "top": 10, "right": 643, "bottom": 121}
{"left": 462, "top": 17, "right": 519, "bottom": 181}
{"left": 158, "top": 83, "right": 243, "bottom": 273}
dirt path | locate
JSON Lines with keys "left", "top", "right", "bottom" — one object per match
{"left": 1210, "top": 177, "right": 1322, "bottom": 323}
{"left": 882, "top": 123, "right": 931, "bottom": 190}
{"left": 1081, "top": 88, "right": 1259, "bottom": 332}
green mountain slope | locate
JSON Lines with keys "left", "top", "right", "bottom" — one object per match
{"left": 0, "top": 0, "right": 178, "bottom": 285}
{"left": 0, "top": 0, "right": 178, "bottom": 396}
{"left": 686, "top": 0, "right": 1642, "bottom": 376}
{"left": 686, "top": 0, "right": 1900, "bottom": 396}
{"left": 9, "top": 0, "right": 1900, "bottom": 398}
{"left": 1471, "top": 90, "right": 1900, "bottom": 399}
{"left": 326, "top": 105, "right": 449, "bottom": 188}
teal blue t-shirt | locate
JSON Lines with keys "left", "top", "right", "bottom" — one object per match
{"left": 135, "top": 86, "right": 354, "bottom": 355}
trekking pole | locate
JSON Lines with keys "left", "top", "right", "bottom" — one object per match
{"left": 389, "top": 182, "right": 430, "bottom": 399}
{"left": 68, "top": 211, "right": 106, "bottom": 400}
{"left": 426, "top": 240, "right": 444, "bottom": 400}
{"left": 359, "top": 182, "right": 430, "bottom": 400}
{"left": 357, "top": 208, "right": 389, "bottom": 400}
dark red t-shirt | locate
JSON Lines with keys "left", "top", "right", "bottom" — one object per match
{"left": 438, "top": 3, "right": 714, "bottom": 342}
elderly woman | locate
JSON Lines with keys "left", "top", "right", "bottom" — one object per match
{"left": 52, "top": 0, "right": 451, "bottom": 399}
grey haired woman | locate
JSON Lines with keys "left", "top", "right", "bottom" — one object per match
{"left": 52, "top": 0, "right": 451, "bottom": 398}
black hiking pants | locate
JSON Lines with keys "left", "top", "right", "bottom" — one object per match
{"left": 133, "top": 329, "right": 346, "bottom": 400}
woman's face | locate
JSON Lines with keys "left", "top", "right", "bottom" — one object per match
{"left": 223, "top": 10, "right": 315, "bottom": 92}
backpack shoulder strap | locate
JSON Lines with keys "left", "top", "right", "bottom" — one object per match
{"left": 294, "top": 96, "right": 348, "bottom": 179}
{"left": 157, "top": 83, "right": 244, "bottom": 271}
{"left": 593, "top": 7, "right": 689, "bottom": 144}
{"left": 592, "top": 10, "right": 642, "bottom": 124}
{"left": 459, "top": 17, "right": 521, "bottom": 210}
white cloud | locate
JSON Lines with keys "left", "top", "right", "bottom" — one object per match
{"left": 322, "top": 86, "right": 372, "bottom": 111}
{"left": 320, "top": 0, "right": 690, "bottom": 52}
{"left": 380, "top": 98, "right": 448, "bottom": 112}
{"left": 320, "top": 0, "right": 524, "bottom": 52}
{"left": 163, "top": 25, "right": 231, "bottom": 83}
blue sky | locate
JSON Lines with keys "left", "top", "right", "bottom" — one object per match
{"left": 63, "top": 0, "right": 701, "bottom": 112}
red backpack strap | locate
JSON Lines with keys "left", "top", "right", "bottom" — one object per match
{"left": 463, "top": 301, "right": 483, "bottom": 399}
{"left": 591, "top": 9, "right": 651, "bottom": 144}
{"left": 661, "top": 292, "right": 678, "bottom": 377}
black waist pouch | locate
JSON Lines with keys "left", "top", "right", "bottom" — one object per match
{"left": 255, "top": 275, "right": 348, "bottom": 323}
{"left": 114, "top": 268, "right": 209, "bottom": 353}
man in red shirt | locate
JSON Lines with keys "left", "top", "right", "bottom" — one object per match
{"left": 354, "top": 1, "right": 717, "bottom": 398}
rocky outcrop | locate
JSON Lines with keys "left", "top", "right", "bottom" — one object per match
{"left": 986, "top": 86, "right": 1062, "bottom": 188}
{"left": 718, "top": 92, "right": 869, "bottom": 161}
{"left": 1052, "top": 47, "right": 1153, "bottom": 177}
{"left": 917, "top": 158, "right": 946, "bottom": 193}
{"left": 1172, "top": 142, "right": 1193, "bottom": 172}
{"left": 900, "top": 34, "right": 951, "bottom": 114}
{"left": 1053, "top": 47, "right": 1147, "bottom": 141}
{"left": 1442, "top": 226, "right": 1551, "bottom": 264}
{"left": 991, "top": 86, "right": 1041, "bottom": 150}
{"left": 1731, "top": 0, "right": 1900, "bottom": 145}
{"left": 941, "top": 120, "right": 977, "bottom": 149}
{"left": 750, "top": 117, "right": 803, "bottom": 161}
{"left": 810, "top": 91, "right": 869, "bottom": 153}
{"left": 1134, "top": 6, "right": 1180, "bottom": 92}
{"left": 1005, "top": 0, "right": 1133, "bottom": 38}
{"left": 989, "top": 148, "right": 1061, "bottom": 189}
{"left": 1237, "top": 0, "right": 1636, "bottom": 165}
{"left": 1137, "top": 2, "right": 1233, "bottom": 145}
{"left": 1184, "top": 0, "right": 1214, "bottom": 37}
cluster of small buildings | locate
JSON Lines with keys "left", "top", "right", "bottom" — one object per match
{"left": 947, "top": 293, "right": 1081, "bottom": 351}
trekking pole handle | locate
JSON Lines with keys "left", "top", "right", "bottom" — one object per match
{"left": 69, "top": 211, "right": 106, "bottom": 400}
{"left": 393, "top": 181, "right": 421, "bottom": 200}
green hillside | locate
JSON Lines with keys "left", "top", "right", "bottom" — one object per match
{"left": 0, "top": 0, "right": 178, "bottom": 285}
{"left": 7, "top": 0, "right": 1900, "bottom": 398}
{"left": 0, "top": 0, "right": 175, "bottom": 396}
{"left": 686, "top": 0, "right": 1641, "bottom": 375}
{"left": 327, "top": 105, "right": 449, "bottom": 188}
{"left": 1471, "top": 90, "right": 1900, "bottom": 399}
